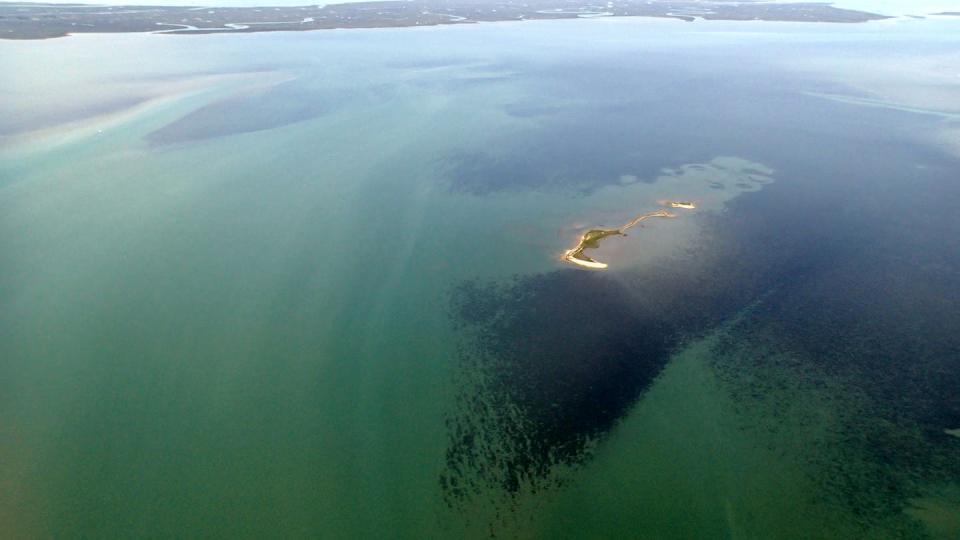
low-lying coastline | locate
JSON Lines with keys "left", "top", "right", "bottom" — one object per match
{"left": 0, "top": 0, "right": 889, "bottom": 40}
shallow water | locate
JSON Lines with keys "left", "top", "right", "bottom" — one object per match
{"left": 2, "top": 17, "right": 960, "bottom": 538}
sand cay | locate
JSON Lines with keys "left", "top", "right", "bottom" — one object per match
{"left": 562, "top": 202, "right": 696, "bottom": 269}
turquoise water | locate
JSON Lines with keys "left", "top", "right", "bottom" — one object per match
{"left": 3, "top": 18, "right": 960, "bottom": 538}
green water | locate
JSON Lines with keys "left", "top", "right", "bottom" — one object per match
{"left": 3, "top": 18, "right": 960, "bottom": 539}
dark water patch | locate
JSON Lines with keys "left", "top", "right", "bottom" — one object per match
{"left": 442, "top": 95, "right": 716, "bottom": 195}
{"left": 440, "top": 238, "right": 783, "bottom": 510}
{"left": 438, "top": 39, "right": 960, "bottom": 531}
{"left": 708, "top": 306, "right": 960, "bottom": 536}
{"left": 442, "top": 100, "right": 960, "bottom": 530}
{"left": 693, "top": 141, "right": 960, "bottom": 532}
{"left": 443, "top": 272, "right": 674, "bottom": 501}
{"left": 145, "top": 80, "right": 328, "bottom": 146}
{"left": 441, "top": 51, "right": 937, "bottom": 196}
{"left": 706, "top": 320, "right": 940, "bottom": 538}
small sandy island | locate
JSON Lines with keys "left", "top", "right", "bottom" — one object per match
{"left": 562, "top": 202, "right": 696, "bottom": 269}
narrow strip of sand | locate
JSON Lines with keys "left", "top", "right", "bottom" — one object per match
{"left": 562, "top": 202, "right": 696, "bottom": 269}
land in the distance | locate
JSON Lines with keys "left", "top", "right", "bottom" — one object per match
{"left": 0, "top": 0, "right": 889, "bottom": 40}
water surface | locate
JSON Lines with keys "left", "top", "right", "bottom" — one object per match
{"left": 2, "top": 16, "right": 960, "bottom": 539}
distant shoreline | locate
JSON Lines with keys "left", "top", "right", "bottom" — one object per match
{"left": 0, "top": 0, "right": 890, "bottom": 40}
